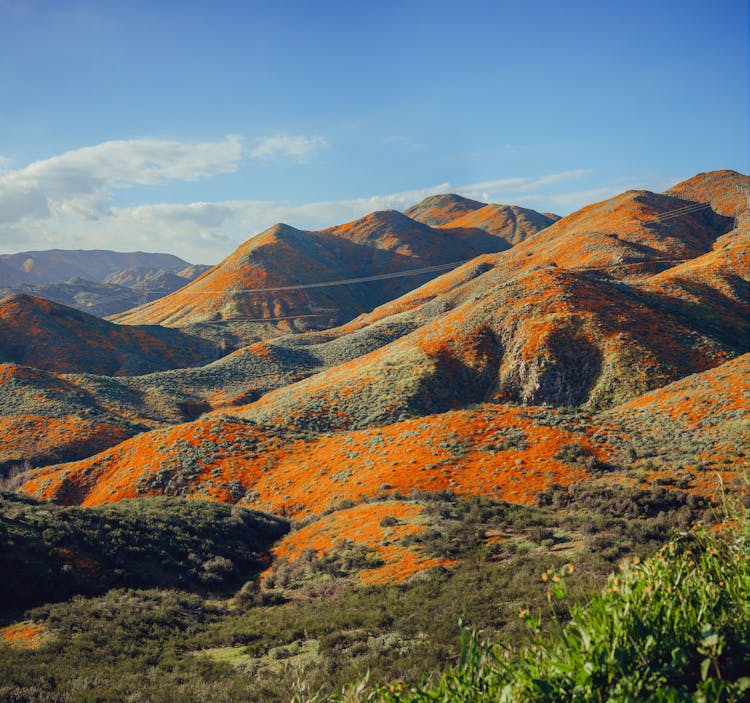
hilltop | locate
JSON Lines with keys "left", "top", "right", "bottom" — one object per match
{"left": 403, "top": 193, "right": 486, "bottom": 225}
{"left": 0, "top": 293, "right": 218, "bottom": 375}
{"left": 666, "top": 169, "right": 749, "bottom": 217}
{"left": 110, "top": 200, "right": 556, "bottom": 340}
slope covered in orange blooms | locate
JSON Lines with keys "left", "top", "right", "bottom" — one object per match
{"left": 20, "top": 404, "right": 597, "bottom": 513}
{"left": 110, "top": 202, "right": 554, "bottom": 338}
{"left": 602, "top": 353, "right": 748, "bottom": 499}
{"left": 439, "top": 203, "right": 559, "bottom": 247}
{"left": 0, "top": 294, "right": 217, "bottom": 375}
{"left": 665, "top": 169, "right": 749, "bottom": 218}
{"left": 0, "top": 362, "right": 158, "bottom": 473}
{"left": 0, "top": 622, "right": 49, "bottom": 650}
{"left": 268, "top": 500, "right": 455, "bottom": 585}
{"left": 20, "top": 354, "right": 746, "bottom": 520}
{"left": 9, "top": 170, "right": 749, "bottom": 598}
{"left": 403, "top": 193, "right": 486, "bottom": 225}
{"left": 6, "top": 171, "right": 747, "bottom": 480}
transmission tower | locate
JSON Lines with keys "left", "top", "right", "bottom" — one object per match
{"left": 735, "top": 185, "right": 750, "bottom": 233}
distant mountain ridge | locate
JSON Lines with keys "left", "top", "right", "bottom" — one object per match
{"left": 0, "top": 249, "right": 210, "bottom": 316}
{"left": 0, "top": 249, "right": 197, "bottom": 285}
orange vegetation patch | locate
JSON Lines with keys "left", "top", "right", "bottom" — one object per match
{"left": 612, "top": 354, "right": 748, "bottom": 427}
{"left": 245, "top": 407, "right": 597, "bottom": 519}
{"left": 272, "top": 501, "right": 454, "bottom": 584}
{"left": 22, "top": 405, "right": 600, "bottom": 519}
{"left": 1, "top": 622, "right": 49, "bottom": 649}
{"left": 0, "top": 415, "right": 132, "bottom": 468}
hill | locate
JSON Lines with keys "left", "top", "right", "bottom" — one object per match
{"left": 6, "top": 172, "right": 745, "bottom": 478}
{"left": 439, "top": 203, "right": 559, "bottom": 246}
{"left": 110, "top": 204, "right": 555, "bottom": 340}
{"left": 0, "top": 492, "right": 287, "bottom": 610}
{"left": 2, "top": 170, "right": 748, "bottom": 703}
{"left": 666, "top": 169, "right": 750, "bottom": 218}
{"left": 404, "top": 193, "right": 486, "bottom": 225}
{"left": 0, "top": 294, "right": 218, "bottom": 375}
{"left": 0, "top": 362, "right": 147, "bottom": 474}
{"left": 20, "top": 354, "right": 748, "bottom": 518}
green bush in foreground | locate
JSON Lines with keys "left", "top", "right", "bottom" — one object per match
{"left": 330, "top": 523, "right": 749, "bottom": 702}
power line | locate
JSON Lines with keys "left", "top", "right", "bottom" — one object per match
{"left": 111, "top": 198, "right": 716, "bottom": 309}
{"left": 652, "top": 202, "right": 711, "bottom": 221}
{"left": 170, "top": 260, "right": 468, "bottom": 295}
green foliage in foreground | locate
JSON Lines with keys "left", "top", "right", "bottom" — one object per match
{"left": 0, "top": 489, "right": 730, "bottom": 702}
{"left": 332, "top": 524, "right": 749, "bottom": 702}
{"left": 0, "top": 492, "right": 288, "bottom": 609}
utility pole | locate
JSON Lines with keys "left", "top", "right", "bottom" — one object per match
{"left": 137, "top": 286, "right": 149, "bottom": 325}
{"left": 735, "top": 185, "right": 750, "bottom": 233}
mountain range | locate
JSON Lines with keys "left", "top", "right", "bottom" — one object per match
{"left": 0, "top": 249, "right": 210, "bottom": 316}
{"left": 110, "top": 198, "right": 559, "bottom": 344}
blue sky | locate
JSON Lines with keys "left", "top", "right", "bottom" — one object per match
{"left": 0, "top": 0, "right": 747, "bottom": 263}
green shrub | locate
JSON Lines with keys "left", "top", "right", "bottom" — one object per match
{"left": 335, "top": 523, "right": 749, "bottom": 702}
{"left": 0, "top": 492, "right": 288, "bottom": 609}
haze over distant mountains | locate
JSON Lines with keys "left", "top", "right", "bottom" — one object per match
{"left": 0, "top": 250, "right": 210, "bottom": 316}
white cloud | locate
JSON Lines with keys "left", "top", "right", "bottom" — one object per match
{"left": 0, "top": 141, "right": 622, "bottom": 264}
{"left": 0, "top": 135, "right": 244, "bottom": 224}
{"left": 517, "top": 186, "right": 626, "bottom": 209}
{"left": 41, "top": 170, "right": 597, "bottom": 262}
{"left": 453, "top": 170, "right": 593, "bottom": 203}
{"left": 249, "top": 135, "right": 328, "bottom": 162}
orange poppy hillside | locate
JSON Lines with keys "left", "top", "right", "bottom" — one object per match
{"left": 0, "top": 293, "right": 217, "bottom": 375}
{"left": 20, "top": 356, "right": 746, "bottom": 517}
{"left": 267, "top": 501, "right": 456, "bottom": 586}
{"left": 404, "top": 193, "right": 486, "bottom": 225}
{"left": 20, "top": 405, "right": 600, "bottom": 514}
{"left": 109, "top": 204, "right": 553, "bottom": 336}
{"left": 665, "top": 169, "right": 750, "bottom": 218}
{"left": 439, "top": 203, "right": 558, "bottom": 247}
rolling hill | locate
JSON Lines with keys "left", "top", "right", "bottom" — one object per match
{"left": 110, "top": 201, "right": 557, "bottom": 340}
{"left": 19, "top": 354, "right": 747, "bottom": 520}
{"left": 3, "top": 170, "right": 749, "bottom": 703}
{"left": 5, "top": 171, "right": 746, "bottom": 479}
{"left": 0, "top": 293, "right": 218, "bottom": 375}
{"left": 17, "top": 170, "right": 747, "bottom": 513}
